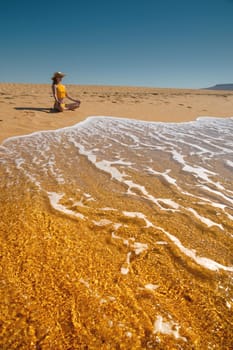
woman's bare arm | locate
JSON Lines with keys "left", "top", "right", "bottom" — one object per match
{"left": 66, "top": 92, "right": 80, "bottom": 103}
{"left": 52, "top": 85, "right": 60, "bottom": 103}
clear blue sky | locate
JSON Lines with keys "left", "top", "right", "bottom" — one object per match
{"left": 1, "top": 0, "right": 233, "bottom": 88}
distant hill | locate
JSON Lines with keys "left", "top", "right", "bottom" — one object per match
{"left": 205, "top": 84, "right": 233, "bottom": 91}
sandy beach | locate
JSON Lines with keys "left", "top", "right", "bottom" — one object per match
{"left": 0, "top": 83, "right": 233, "bottom": 143}
{"left": 1, "top": 84, "right": 233, "bottom": 349}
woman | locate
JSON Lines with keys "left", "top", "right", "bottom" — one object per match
{"left": 51, "top": 72, "right": 81, "bottom": 112}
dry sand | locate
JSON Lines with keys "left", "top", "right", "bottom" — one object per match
{"left": 0, "top": 83, "right": 233, "bottom": 143}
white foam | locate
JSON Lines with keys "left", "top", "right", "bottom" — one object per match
{"left": 113, "top": 223, "right": 122, "bottom": 230}
{"left": 226, "top": 160, "right": 233, "bottom": 169}
{"left": 92, "top": 219, "right": 112, "bottom": 226}
{"left": 125, "top": 332, "right": 132, "bottom": 338}
{"left": 72, "top": 199, "right": 86, "bottom": 207}
{"left": 145, "top": 284, "right": 159, "bottom": 291}
{"left": 158, "top": 198, "right": 180, "bottom": 210}
{"left": 15, "top": 158, "right": 25, "bottom": 168}
{"left": 48, "top": 192, "right": 85, "bottom": 220}
{"left": 79, "top": 278, "right": 90, "bottom": 289}
{"left": 172, "top": 150, "right": 217, "bottom": 183}
{"left": 180, "top": 190, "right": 233, "bottom": 223}
{"left": 156, "top": 226, "right": 233, "bottom": 272}
{"left": 132, "top": 242, "right": 148, "bottom": 255}
{"left": 68, "top": 137, "right": 181, "bottom": 213}
{"left": 112, "top": 231, "right": 123, "bottom": 240}
{"left": 108, "top": 320, "right": 113, "bottom": 327}
{"left": 70, "top": 141, "right": 126, "bottom": 182}
{"left": 1, "top": 115, "right": 233, "bottom": 276}
{"left": 153, "top": 315, "right": 187, "bottom": 341}
{"left": 120, "top": 267, "right": 129, "bottom": 275}
{"left": 199, "top": 184, "right": 233, "bottom": 206}
{"left": 100, "top": 207, "right": 117, "bottom": 211}
{"left": 123, "top": 211, "right": 154, "bottom": 227}
{"left": 125, "top": 181, "right": 175, "bottom": 211}
{"left": 187, "top": 207, "right": 224, "bottom": 230}
{"left": 5, "top": 115, "right": 230, "bottom": 226}
{"left": 147, "top": 167, "right": 178, "bottom": 187}
{"left": 120, "top": 252, "right": 131, "bottom": 275}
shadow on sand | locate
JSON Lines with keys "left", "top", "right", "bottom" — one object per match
{"left": 15, "top": 107, "right": 58, "bottom": 114}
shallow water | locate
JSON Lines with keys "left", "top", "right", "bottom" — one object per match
{"left": 0, "top": 116, "right": 233, "bottom": 349}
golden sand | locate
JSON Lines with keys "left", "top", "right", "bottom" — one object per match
{"left": 0, "top": 84, "right": 233, "bottom": 349}
{"left": 1, "top": 150, "right": 233, "bottom": 349}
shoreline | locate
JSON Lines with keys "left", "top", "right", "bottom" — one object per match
{"left": 1, "top": 83, "right": 233, "bottom": 143}
{"left": 2, "top": 114, "right": 232, "bottom": 146}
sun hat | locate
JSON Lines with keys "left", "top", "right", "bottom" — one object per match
{"left": 51, "top": 71, "right": 66, "bottom": 79}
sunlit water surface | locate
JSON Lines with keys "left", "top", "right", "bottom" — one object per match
{"left": 0, "top": 116, "right": 233, "bottom": 349}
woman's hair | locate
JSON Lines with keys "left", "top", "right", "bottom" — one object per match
{"left": 52, "top": 77, "right": 59, "bottom": 85}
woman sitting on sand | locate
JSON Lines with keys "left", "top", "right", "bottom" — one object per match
{"left": 51, "top": 72, "right": 80, "bottom": 112}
